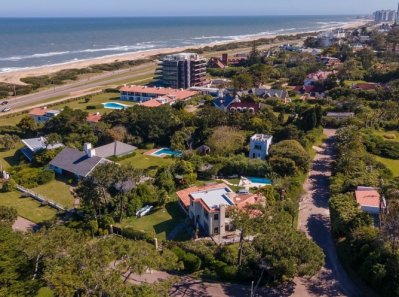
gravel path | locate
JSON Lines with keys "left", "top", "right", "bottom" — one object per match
{"left": 292, "top": 129, "right": 362, "bottom": 297}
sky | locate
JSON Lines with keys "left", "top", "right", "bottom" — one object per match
{"left": 0, "top": 0, "right": 397, "bottom": 17}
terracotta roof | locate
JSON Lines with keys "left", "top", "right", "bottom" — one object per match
{"left": 86, "top": 113, "right": 102, "bottom": 123}
{"left": 140, "top": 99, "right": 163, "bottom": 108}
{"left": 355, "top": 189, "right": 381, "bottom": 208}
{"left": 228, "top": 102, "right": 261, "bottom": 113}
{"left": 176, "top": 183, "right": 227, "bottom": 209}
{"left": 234, "top": 193, "right": 264, "bottom": 209}
{"left": 120, "top": 85, "right": 197, "bottom": 101}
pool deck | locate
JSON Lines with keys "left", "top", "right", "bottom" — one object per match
{"left": 239, "top": 177, "right": 271, "bottom": 189}
{"left": 144, "top": 149, "right": 159, "bottom": 156}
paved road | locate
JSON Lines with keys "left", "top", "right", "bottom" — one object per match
{"left": 0, "top": 62, "right": 155, "bottom": 114}
{"left": 292, "top": 129, "right": 362, "bottom": 297}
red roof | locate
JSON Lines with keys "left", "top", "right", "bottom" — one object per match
{"left": 228, "top": 102, "right": 261, "bottom": 113}
{"left": 355, "top": 189, "right": 380, "bottom": 208}
{"left": 120, "top": 85, "right": 197, "bottom": 101}
{"left": 140, "top": 99, "right": 163, "bottom": 108}
{"left": 86, "top": 113, "right": 102, "bottom": 123}
{"left": 176, "top": 183, "right": 226, "bottom": 209}
{"left": 29, "top": 107, "right": 47, "bottom": 117}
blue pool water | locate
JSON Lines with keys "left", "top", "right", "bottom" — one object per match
{"left": 247, "top": 177, "right": 272, "bottom": 185}
{"left": 153, "top": 148, "right": 182, "bottom": 157}
{"left": 102, "top": 102, "right": 130, "bottom": 110}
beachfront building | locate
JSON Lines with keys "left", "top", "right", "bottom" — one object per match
{"left": 156, "top": 53, "right": 207, "bottom": 89}
{"left": 374, "top": 10, "right": 397, "bottom": 23}
{"left": 119, "top": 85, "right": 197, "bottom": 103}
{"left": 249, "top": 134, "right": 273, "bottom": 161}
{"left": 355, "top": 187, "right": 384, "bottom": 215}
{"left": 177, "top": 183, "right": 264, "bottom": 236}
{"left": 29, "top": 107, "right": 61, "bottom": 124}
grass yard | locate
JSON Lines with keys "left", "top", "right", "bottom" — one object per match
{"left": 118, "top": 201, "right": 187, "bottom": 241}
{"left": 32, "top": 177, "right": 75, "bottom": 208}
{"left": 343, "top": 80, "right": 368, "bottom": 87}
{"left": 374, "top": 130, "right": 399, "bottom": 142}
{"left": 118, "top": 149, "right": 175, "bottom": 173}
{"left": 0, "top": 190, "right": 56, "bottom": 223}
{"left": 0, "top": 144, "right": 24, "bottom": 169}
{"left": 375, "top": 155, "right": 399, "bottom": 177}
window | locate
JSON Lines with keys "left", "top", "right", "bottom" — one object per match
{"left": 214, "top": 227, "right": 219, "bottom": 234}
{"left": 214, "top": 214, "right": 219, "bottom": 220}
{"left": 254, "top": 144, "right": 262, "bottom": 150}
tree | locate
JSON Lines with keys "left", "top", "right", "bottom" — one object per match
{"left": 381, "top": 201, "right": 399, "bottom": 253}
{"left": 232, "top": 73, "right": 253, "bottom": 91}
{"left": 207, "top": 126, "right": 246, "bottom": 155}
{"left": 269, "top": 140, "right": 310, "bottom": 172}
{"left": 386, "top": 27, "right": 399, "bottom": 52}
{"left": 0, "top": 134, "right": 19, "bottom": 151}
{"left": 250, "top": 225, "right": 324, "bottom": 282}
{"left": 170, "top": 127, "right": 195, "bottom": 151}
{"left": 155, "top": 167, "right": 175, "bottom": 193}
{"left": 338, "top": 59, "right": 365, "bottom": 81}
{"left": 0, "top": 206, "right": 17, "bottom": 225}
{"left": 249, "top": 64, "right": 270, "bottom": 87}
{"left": 17, "top": 116, "right": 37, "bottom": 135}
{"left": 44, "top": 133, "right": 62, "bottom": 147}
{"left": 270, "top": 156, "right": 297, "bottom": 177}
{"left": 247, "top": 42, "right": 261, "bottom": 66}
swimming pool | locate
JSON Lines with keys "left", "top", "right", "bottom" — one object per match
{"left": 246, "top": 177, "right": 272, "bottom": 185}
{"left": 102, "top": 102, "right": 131, "bottom": 110}
{"left": 152, "top": 148, "right": 182, "bottom": 157}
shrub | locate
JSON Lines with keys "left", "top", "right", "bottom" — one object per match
{"left": 171, "top": 246, "right": 202, "bottom": 272}
{"left": 10, "top": 167, "right": 55, "bottom": 188}
{"left": 121, "top": 227, "right": 154, "bottom": 243}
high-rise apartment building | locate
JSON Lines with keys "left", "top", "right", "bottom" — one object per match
{"left": 374, "top": 9, "right": 397, "bottom": 23}
{"left": 156, "top": 53, "right": 207, "bottom": 89}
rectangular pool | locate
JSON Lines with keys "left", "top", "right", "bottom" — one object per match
{"left": 152, "top": 148, "right": 182, "bottom": 157}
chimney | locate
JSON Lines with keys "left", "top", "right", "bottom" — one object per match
{"left": 88, "top": 148, "right": 96, "bottom": 158}
{"left": 84, "top": 143, "right": 92, "bottom": 155}
{"left": 221, "top": 53, "right": 228, "bottom": 65}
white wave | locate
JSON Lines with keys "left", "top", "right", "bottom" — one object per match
{"left": 0, "top": 51, "right": 70, "bottom": 62}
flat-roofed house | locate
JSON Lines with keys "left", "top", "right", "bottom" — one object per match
{"left": 326, "top": 112, "right": 355, "bottom": 120}
{"left": 21, "top": 137, "right": 64, "bottom": 162}
{"left": 177, "top": 183, "right": 264, "bottom": 236}
{"left": 249, "top": 134, "right": 273, "bottom": 161}
{"left": 29, "top": 107, "right": 60, "bottom": 124}
{"left": 355, "top": 187, "right": 382, "bottom": 215}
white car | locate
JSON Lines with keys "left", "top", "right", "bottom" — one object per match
{"left": 1, "top": 107, "right": 11, "bottom": 112}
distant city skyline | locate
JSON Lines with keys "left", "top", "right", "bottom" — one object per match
{"left": 0, "top": 0, "right": 398, "bottom": 17}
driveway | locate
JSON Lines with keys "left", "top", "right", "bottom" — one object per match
{"left": 292, "top": 129, "right": 363, "bottom": 297}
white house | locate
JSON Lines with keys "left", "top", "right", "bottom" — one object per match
{"left": 249, "top": 134, "right": 273, "bottom": 160}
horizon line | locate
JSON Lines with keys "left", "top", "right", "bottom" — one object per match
{"left": 0, "top": 14, "right": 369, "bottom": 18}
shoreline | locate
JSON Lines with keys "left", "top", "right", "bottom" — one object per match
{"left": 0, "top": 19, "right": 369, "bottom": 85}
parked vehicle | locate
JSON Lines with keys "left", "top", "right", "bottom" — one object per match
{"left": 135, "top": 205, "right": 154, "bottom": 218}
{"left": 1, "top": 107, "right": 11, "bottom": 112}
{"left": 0, "top": 101, "right": 8, "bottom": 105}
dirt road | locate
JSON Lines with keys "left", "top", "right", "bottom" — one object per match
{"left": 292, "top": 129, "right": 362, "bottom": 297}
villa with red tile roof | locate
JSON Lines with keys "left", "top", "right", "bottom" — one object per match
{"left": 120, "top": 85, "right": 197, "bottom": 103}
{"left": 29, "top": 107, "right": 61, "bottom": 123}
{"left": 176, "top": 183, "right": 264, "bottom": 236}
{"left": 228, "top": 102, "right": 261, "bottom": 114}
{"left": 86, "top": 112, "right": 102, "bottom": 125}
{"left": 355, "top": 186, "right": 383, "bottom": 215}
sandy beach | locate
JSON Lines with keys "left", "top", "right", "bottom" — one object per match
{"left": 0, "top": 19, "right": 369, "bottom": 85}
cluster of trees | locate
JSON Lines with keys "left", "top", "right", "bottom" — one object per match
{"left": 329, "top": 127, "right": 399, "bottom": 296}
{"left": 0, "top": 210, "right": 179, "bottom": 296}
{"left": 363, "top": 132, "right": 399, "bottom": 160}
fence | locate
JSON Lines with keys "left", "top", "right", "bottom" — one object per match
{"left": 16, "top": 185, "right": 66, "bottom": 212}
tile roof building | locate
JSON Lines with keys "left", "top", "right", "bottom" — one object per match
{"left": 177, "top": 183, "right": 264, "bottom": 236}
{"left": 120, "top": 85, "right": 197, "bottom": 103}
{"left": 29, "top": 107, "right": 61, "bottom": 123}
{"left": 355, "top": 187, "right": 382, "bottom": 215}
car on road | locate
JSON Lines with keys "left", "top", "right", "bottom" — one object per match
{"left": 0, "top": 100, "right": 8, "bottom": 105}
{"left": 1, "top": 107, "right": 11, "bottom": 112}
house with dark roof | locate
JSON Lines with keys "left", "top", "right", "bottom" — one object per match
{"left": 213, "top": 94, "right": 239, "bottom": 111}
{"left": 94, "top": 141, "right": 137, "bottom": 158}
{"left": 49, "top": 143, "right": 111, "bottom": 179}
{"left": 21, "top": 137, "right": 64, "bottom": 162}
{"left": 237, "top": 88, "right": 288, "bottom": 101}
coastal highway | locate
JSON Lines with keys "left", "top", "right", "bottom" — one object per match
{"left": 0, "top": 62, "right": 156, "bottom": 115}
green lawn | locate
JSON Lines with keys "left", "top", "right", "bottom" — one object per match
{"left": 118, "top": 201, "right": 186, "bottom": 241}
{"left": 343, "top": 80, "right": 368, "bottom": 87}
{"left": 375, "top": 155, "right": 399, "bottom": 177}
{"left": 0, "top": 190, "right": 56, "bottom": 223}
{"left": 32, "top": 177, "right": 75, "bottom": 208}
{"left": 118, "top": 149, "right": 175, "bottom": 173}
{"left": 0, "top": 144, "right": 24, "bottom": 169}
{"left": 374, "top": 130, "right": 399, "bottom": 142}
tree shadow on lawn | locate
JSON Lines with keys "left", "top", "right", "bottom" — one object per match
{"left": 153, "top": 202, "right": 186, "bottom": 239}
{"left": 3, "top": 150, "right": 25, "bottom": 167}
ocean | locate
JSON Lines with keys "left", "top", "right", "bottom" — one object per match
{"left": 0, "top": 16, "right": 357, "bottom": 72}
